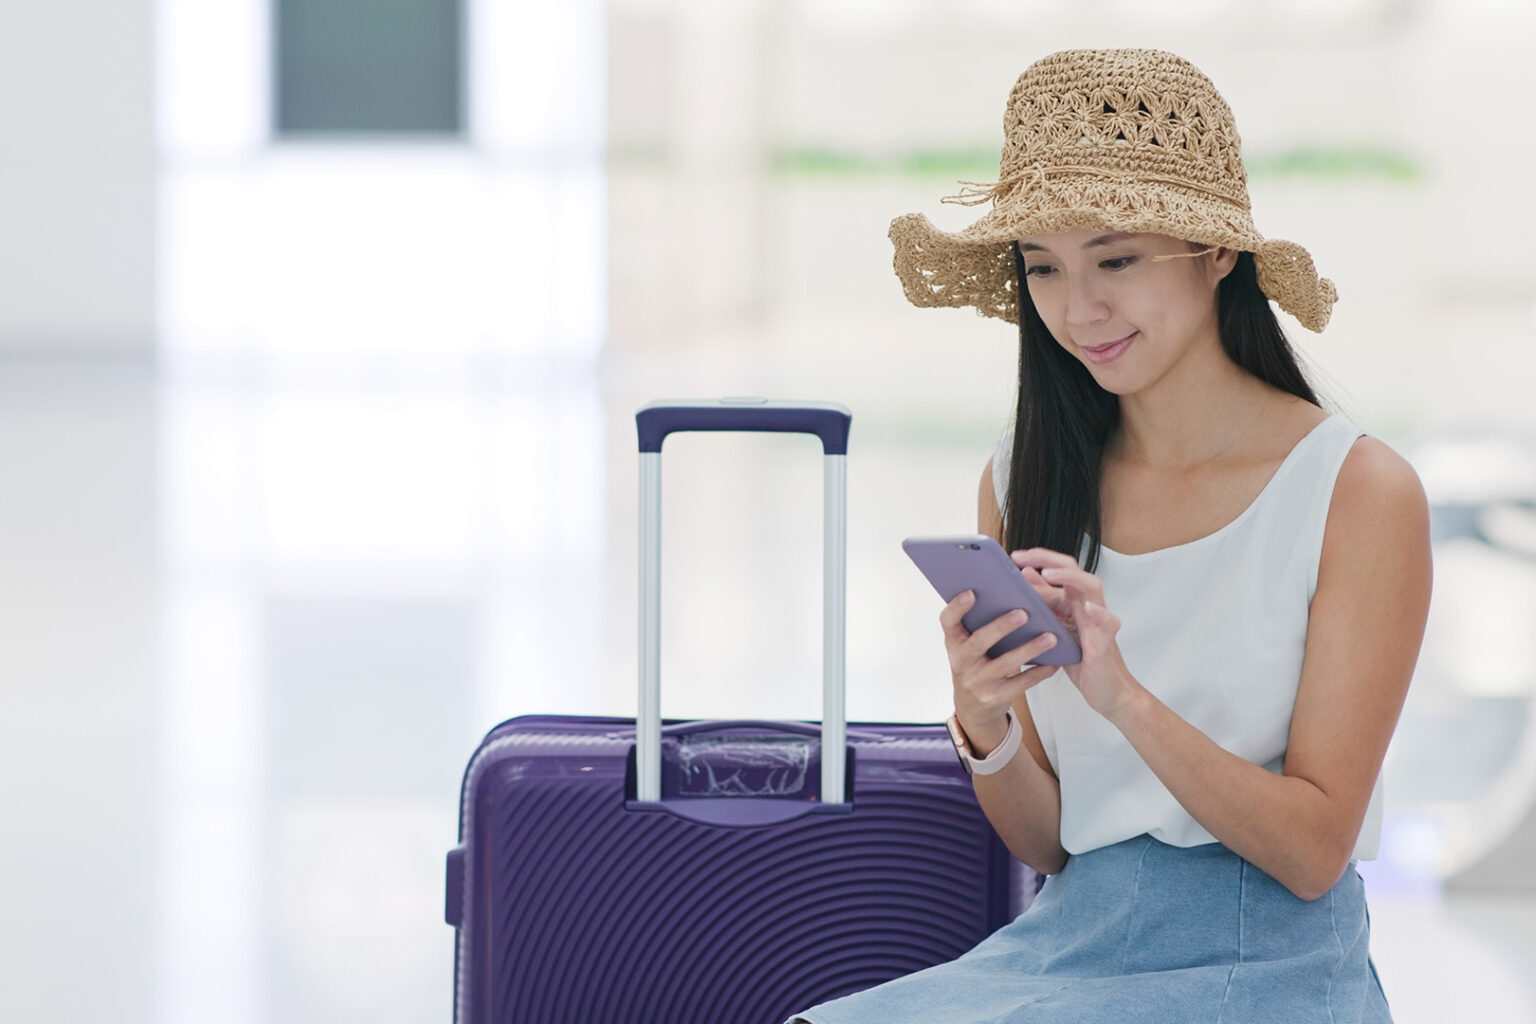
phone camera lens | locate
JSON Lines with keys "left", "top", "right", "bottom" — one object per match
{"left": 970, "top": 543, "right": 980, "bottom": 550}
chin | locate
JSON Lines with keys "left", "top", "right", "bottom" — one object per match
{"left": 1082, "top": 366, "right": 1140, "bottom": 396}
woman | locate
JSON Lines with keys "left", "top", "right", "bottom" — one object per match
{"left": 789, "top": 48, "right": 1430, "bottom": 1022}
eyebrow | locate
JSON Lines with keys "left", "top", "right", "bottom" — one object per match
{"left": 1019, "top": 232, "right": 1134, "bottom": 254}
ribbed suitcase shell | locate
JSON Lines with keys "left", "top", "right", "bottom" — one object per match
{"left": 447, "top": 715, "right": 1018, "bottom": 1024}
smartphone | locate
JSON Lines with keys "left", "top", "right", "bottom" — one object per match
{"left": 902, "top": 535, "right": 1082, "bottom": 666}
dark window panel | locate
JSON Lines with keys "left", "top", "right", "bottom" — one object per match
{"left": 275, "top": 0, "right": 463, "bottom": 136}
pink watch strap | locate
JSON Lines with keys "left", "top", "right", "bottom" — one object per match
{"left": 945, "top": 707, "right": 1022, "bottom": 776}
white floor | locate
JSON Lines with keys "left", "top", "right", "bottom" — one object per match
{"left": 3, "top": 357, "right": 1534, "bottom": 1023}
{"left": 1368, "top": 894, "right": 1536, "bottom": 1020}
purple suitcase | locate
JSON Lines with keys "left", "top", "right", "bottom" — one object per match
{"left": 446, "top": 400, "right": 1031, "bottom": 1024}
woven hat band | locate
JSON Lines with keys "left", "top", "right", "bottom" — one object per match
{"left": 943, "top": 163, "right": 1250, "bottom": 212}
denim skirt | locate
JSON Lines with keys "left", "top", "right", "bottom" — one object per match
{"left": 789, "top": 834, "right": 1392, "bottom": 1023}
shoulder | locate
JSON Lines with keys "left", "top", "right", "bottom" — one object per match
{"left": 1331, "top": 433, "right": 1428, "bottom": 528}
{"left": 1320, "top": 432, "right": 1431, "bottom": 588}
{"left": 979, "top": 456, "right": 997, "bottom": 501}
{"left": 978, "top": 457, "right": 1003, "bottom": 540}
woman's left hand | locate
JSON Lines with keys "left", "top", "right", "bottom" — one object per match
{"left": 1010, "top": 547, "right": 1140, "bottom": 721}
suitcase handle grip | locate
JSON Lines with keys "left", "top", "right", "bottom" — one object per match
{"left": 636, "top": 399, "right": 851, "bottom": 454}
{"left": 654, "top": 720, "right": 887, "bottom": 742}
{"left": 636, "top": 399, "right": 851, "bottom": 806}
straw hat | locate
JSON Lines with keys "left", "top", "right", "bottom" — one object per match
{"left": 889, "top": 48, "right": 1337, "bottom": 332}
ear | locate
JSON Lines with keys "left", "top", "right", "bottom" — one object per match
{"left": 1207, "top": 246, "right": 1240, "bottom": 287}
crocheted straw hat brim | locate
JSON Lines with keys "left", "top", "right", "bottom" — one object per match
{"left": 890, "top": 181, "right": 1337, "bottom": 333}
{"left": 889, "top": 48, "right": 1338, "bottom": 333}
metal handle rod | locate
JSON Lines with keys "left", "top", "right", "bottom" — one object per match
{"left": 635, "top": 416, "right": 849, "bottom": 806}
{"left": 638, "top": 452, "right": 663, "bottom": 803}
{"left": 822, "top": 454, "right": 847, "bottom": 804}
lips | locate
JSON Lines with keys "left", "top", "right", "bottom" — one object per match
{"left": 1082, "top": 332, "right": 1137, "bottom": 364}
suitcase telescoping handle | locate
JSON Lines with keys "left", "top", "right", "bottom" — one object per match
{"left": 636, "top": 398, "right": 852, "bottom": 807}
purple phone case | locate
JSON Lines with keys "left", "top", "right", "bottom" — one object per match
{"left": 447, "top": 716, "right": 1030, "bottom": 1024}
{"left": 902, "top": 536, "right": 1083, "bottom": 665}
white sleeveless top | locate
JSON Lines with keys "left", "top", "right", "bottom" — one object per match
{"left": 992, "top": 414, "right": 1383, "bottom": 861}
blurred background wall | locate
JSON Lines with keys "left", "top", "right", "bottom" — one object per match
{"left": 0, "top": 5, "right": 160, "bottom": 1023}
{"left": 3, "top": 1, "right": 1536, "bottom": 1022}
{"left": 0, "top": 0, "right": 156, "bottom": 352}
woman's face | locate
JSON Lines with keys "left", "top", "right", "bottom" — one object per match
{"left": 1018, "top": 230, "right": 1238, "bottom": 395}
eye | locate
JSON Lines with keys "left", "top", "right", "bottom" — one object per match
{"left": 1023, "top": 264, "right": 1055, "bottom": 279}
{"left": 1100, "top": 256, "right": 1138, "bottom": 271}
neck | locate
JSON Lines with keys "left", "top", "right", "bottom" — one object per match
{"left": 1109, "top": 330, "right": 1277, "bottom": 471}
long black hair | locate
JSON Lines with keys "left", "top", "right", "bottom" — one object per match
{"left": 1000, "top": 241, "right": 1321, "bottom": 572}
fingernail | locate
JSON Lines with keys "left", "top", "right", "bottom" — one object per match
{"left": 1011, "top": 610, "right": 1027, "bottom": 624}
{"left": 961, "top": 590, "right": 975, "bottom": 604}
{"left": 1041, "top": 633, "right": 1057, "bottom": 647}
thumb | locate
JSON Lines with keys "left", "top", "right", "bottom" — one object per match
{"left": 1080, "top": 600, "right": 1120, "bottom": 634}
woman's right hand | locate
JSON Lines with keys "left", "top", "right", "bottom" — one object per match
{"left": 941, "top": 591, "right": 1061, "bottom": 756}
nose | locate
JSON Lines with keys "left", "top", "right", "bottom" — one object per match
{"left": 1063, "top": 271, "right": 1110, "bottom": 330}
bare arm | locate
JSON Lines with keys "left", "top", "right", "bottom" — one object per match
{"left": 947, "top": 459, "right": 1067, "bottom": 875}
{"left": 1024, "top": 438, "right": 1431, "bottom": 899}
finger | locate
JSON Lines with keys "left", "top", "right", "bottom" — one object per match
{"left": 1017, "top": 565, "right": 1075, "bottom": 622}
{"left": 1010, "top": 628, "right": 1062, "bottom": 669}
{"left": 1066, "top": 601, "right": 1111, "bottom": 658}
{"left": 1039, "top": 565, "right": 1105, "bottom": 605}
{"left": 1018, "top": 564, "right": 1067, "bottom": 605}
{"left": 987, "top": 627, "right": 1061, "bottom": 682}
{"left": 1010, "top": 547, "right": 1078, "bottom": 571}
{"left": 1078, "top": 599, "right": 1121, "bottom": 635}
{"left": 997, "top": 657, "right": 1059, "bottom": 696}
{"left": 1017, "top": 564, "right": 1056, "bottom": 591}
{"left": 1011, "top": 546, "right": 1075, "bottom": 567}
{"left": 965, "top": 608, "right": 1032, "bottom": 658}
{"left": 937, "top": 590, "right": 976, "bottom": 643}
{"left": 1014, "top": 662, "right": 1059, "bottom": 689}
